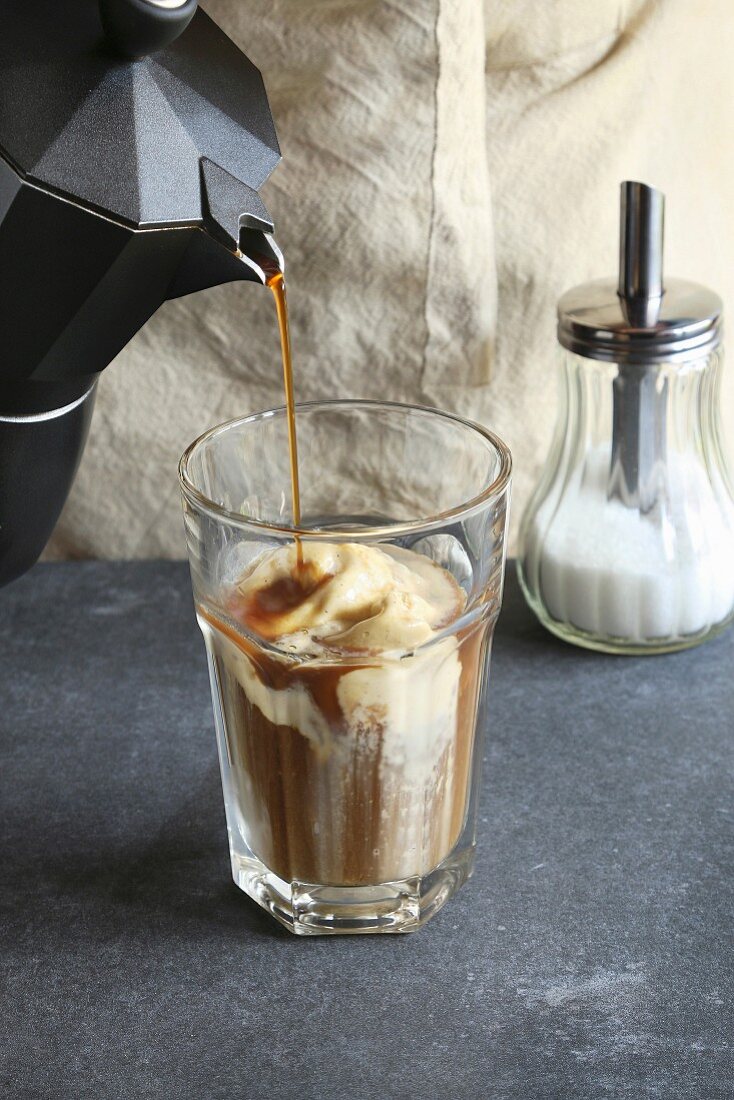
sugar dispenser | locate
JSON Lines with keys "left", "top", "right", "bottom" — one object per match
{"left": 518, "top": 181, "right": 734, "bottom": 654}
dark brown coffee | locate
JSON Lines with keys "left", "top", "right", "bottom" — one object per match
{"left": 198, "top": 540, "right": 489, "bottom": 886}
{"left": 200, "top": 603, "right": 487, "bottom": 885}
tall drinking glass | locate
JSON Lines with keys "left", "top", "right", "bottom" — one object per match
{"left": 179, "top": 400, "right": 511, "bottom": 934}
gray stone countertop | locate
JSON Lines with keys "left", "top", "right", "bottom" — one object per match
{"left": 1, "top": 562, "right": 732, "bottom": 1099}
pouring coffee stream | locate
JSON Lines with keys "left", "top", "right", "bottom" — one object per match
{"left": 268, "top": 268, "right": 304, "bottom": 564}
{"left": 262, "top": 266, "right": 302, "bottom": 530}
{"left": 241, "top": 237, "right": 303, "bottom": 565}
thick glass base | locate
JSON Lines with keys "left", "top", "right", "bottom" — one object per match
{"left": 524, "top": 593, "right": 734, "bottom": 655}
{"left": 517, "top": 562, "right": 734, "bottom": 654}
{"left": 231, "top": 846, "right": 475, "bottom": 936}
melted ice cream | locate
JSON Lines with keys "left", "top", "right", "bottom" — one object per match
{"left": 231, "top": 541, "right": 464, "bottom": 655}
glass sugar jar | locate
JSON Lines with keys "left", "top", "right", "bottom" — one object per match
{"left": 518, "top": 182, "right": 734, "bottom": 654}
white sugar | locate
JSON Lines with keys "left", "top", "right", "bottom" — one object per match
{"left": 524, "top": 446, "right": 734, "bottom": 642}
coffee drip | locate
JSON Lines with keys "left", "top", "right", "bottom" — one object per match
{"left": 249, "top": 252, "right": 304, "bottom": 570}
{"left": 267, "top": 271, "right": 302, "bottom": 532}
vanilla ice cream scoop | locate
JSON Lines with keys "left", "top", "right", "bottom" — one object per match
{"left": 231, "top": 541, "right": 464, "bottom": 654}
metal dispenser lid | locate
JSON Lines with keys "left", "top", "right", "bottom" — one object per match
{"left": 558, "top": 182, "right": 722, "bottom": 364}
{"left": 0, "top": 0, "right": 280, "bottom": 238}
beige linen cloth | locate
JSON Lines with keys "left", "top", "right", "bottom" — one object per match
{"left": 46, "top": 0, "right": 734, "bottom": 560}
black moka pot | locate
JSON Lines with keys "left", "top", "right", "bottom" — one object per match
{"left": 0, "top": 0, "right": 282, "bottom": 585}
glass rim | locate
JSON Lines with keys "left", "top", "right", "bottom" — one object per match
{"left": 178, "top": 398, "right": 512, "bottom": 540}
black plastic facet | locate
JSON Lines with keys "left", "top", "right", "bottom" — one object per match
{"left": 200, "top": 158, "right": 274, "bottom": 250}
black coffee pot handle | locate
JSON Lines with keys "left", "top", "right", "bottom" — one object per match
{"left": 99, "top": 0, "right": 198, "bottom": 58}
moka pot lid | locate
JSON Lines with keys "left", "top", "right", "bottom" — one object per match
{"left": 0, "top": 0, "right": 281, "bottom": 236}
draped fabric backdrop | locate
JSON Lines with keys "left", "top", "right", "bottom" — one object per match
{"left": 46, "top": 0, "right": 734, "bottom": 560}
